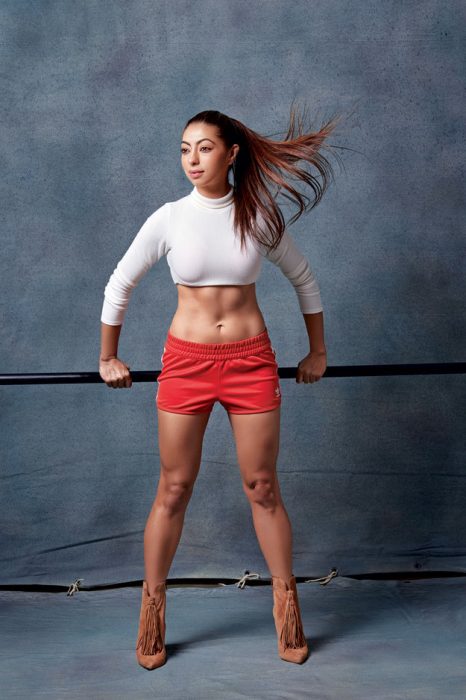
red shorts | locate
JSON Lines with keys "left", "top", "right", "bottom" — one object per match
{"left": 156, "top": 328, "right": 281, "bottom": 415}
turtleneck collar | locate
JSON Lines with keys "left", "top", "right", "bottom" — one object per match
{"left": 189, "top": 185, "right": 234, "bottom": 210}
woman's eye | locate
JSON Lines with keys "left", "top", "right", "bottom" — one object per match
{"left": 180, "top": 147, "right": 211, "bottom": 154}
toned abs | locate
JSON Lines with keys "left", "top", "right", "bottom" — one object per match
{"left": 169, "top": 282, "right": 266, "bottom": 343}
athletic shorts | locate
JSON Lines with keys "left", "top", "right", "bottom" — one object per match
{"left": 156, "top": 327, "right": 281, "bottom": 415}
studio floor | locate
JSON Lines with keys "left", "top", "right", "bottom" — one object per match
{"left": 1, "top": 575, "right": 465, "bottom": 699}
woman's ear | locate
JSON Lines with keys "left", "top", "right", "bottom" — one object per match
{"left": 230, "top": 143, "right": 240, "bottom": 163}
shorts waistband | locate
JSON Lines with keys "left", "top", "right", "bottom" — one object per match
{"left": 164, "top": 328, "right": 272, "bottom": 360}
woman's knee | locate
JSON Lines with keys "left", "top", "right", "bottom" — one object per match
{"left": 155, "top": 409, "right": 210, "bottom": 515}
{"left": 156, "top": 475, "right": 194, "bottom": 515}
{"left": 243, "top": 474, "right": 281, "bottom": 510}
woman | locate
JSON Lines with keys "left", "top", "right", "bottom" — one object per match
{"left": 99, "top": 107, "right": 339, "bottom": 669}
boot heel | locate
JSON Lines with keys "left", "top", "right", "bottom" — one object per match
{"left": 272, "top": 574, "right": 309, "bottom": 664}
{"left": 136, "top": 579, "right": 167, "bottom": 669}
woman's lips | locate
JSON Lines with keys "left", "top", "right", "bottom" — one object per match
{"left": 190, "top": 171, "right": 203, "bottom": 177}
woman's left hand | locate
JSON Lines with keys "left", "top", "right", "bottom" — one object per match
{"left": 296, "top": 350, "right": 327, "bottom": 383}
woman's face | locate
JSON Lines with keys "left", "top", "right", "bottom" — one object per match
{"left": 181, "top": 122, "right": 238, "bottom": 193}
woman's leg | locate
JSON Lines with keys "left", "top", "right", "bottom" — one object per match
{"left": 144, "top": 407, "right": 211, "bottom": 596}
{"left": 227, "top": 406, "right": 293, "bottom": 580}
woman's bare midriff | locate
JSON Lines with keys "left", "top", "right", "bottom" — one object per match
{"left": 168, "top": 283, "right": 266, "bottom": 343}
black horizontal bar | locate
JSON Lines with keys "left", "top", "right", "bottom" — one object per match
{"left": 1, "top": 362, "right": 465, "bottom": 385}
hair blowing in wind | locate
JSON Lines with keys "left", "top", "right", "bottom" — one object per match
{"left": 184, "top": 101, "right": 345, "bottom": 253}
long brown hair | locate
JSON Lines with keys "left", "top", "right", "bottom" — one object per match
{"left": 183, "top": 100, "right": 344, "bottom": 253}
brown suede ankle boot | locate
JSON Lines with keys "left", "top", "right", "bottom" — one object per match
{"left": 136, "top": 579, "right": 167, "bottom": 669}
{"left": 271, "top": 574, "right": 309, "bottom": 664}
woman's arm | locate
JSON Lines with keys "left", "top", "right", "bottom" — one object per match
{"left": 303, "top": 311, "right": 326, "bottom": 353}
{"left": 100, "top": 203, "right": 170, "bottom": 326}
{"left": 260, "top": 228, "right": 323, "bottom": 315}
{"left": 297, "top": 311, "right": 327, "bottom": 384}
{"left": 99, "top": 321, "right": 132, "bottom": 388}
{"left": 100, "top": 322, "right": 122, "bottom": 361}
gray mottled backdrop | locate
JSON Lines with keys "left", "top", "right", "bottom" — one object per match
{"left": 1, "top": 0, "right": 465, "bottom": 586}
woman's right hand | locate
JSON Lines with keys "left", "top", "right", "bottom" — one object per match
{"left": 99, "top": 356, "right": 132, "bottom": 388}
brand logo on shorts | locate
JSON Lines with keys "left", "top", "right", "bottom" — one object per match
{"left": 275, "top": 386, "right": 281, "bottom": 397}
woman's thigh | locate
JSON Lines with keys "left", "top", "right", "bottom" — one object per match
{"left": 157, "top": 407, "right": 211, "bottom": 487}
{"left": 227, "top": 406, "right": 281, "bottom": 496}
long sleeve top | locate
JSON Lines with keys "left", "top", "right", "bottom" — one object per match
{"left": 101, "top": 184, "right": 323, "bottom": 325}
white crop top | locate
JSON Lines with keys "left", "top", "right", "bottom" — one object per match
{"left": 101, "top": 185, "right": 323, "bottom": 325}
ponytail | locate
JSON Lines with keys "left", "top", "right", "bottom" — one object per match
{"left": 183, "top": 100, "right": 344, "bottom": 253}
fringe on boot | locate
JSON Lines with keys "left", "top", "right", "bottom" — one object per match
{"left": 136, "top": 580, "right": 167, "bottom": 669}
{"left": 272, "top": 574, "right": 309, "bottom": 664}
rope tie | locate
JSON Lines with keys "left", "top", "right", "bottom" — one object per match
{"left": 136, "top": 597, "right": 163, "bottom": 655}
{"left": 304, "top": 568, "right": 338, "bottom": 586}
{"left": 280, "top": 590, "right": 307, "bottom": 650}
{"left": 236, "top": 571, "right": 261, "bottom": 589}
{"left": 66, "top": 578, "right": 84, "bottom": 596}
